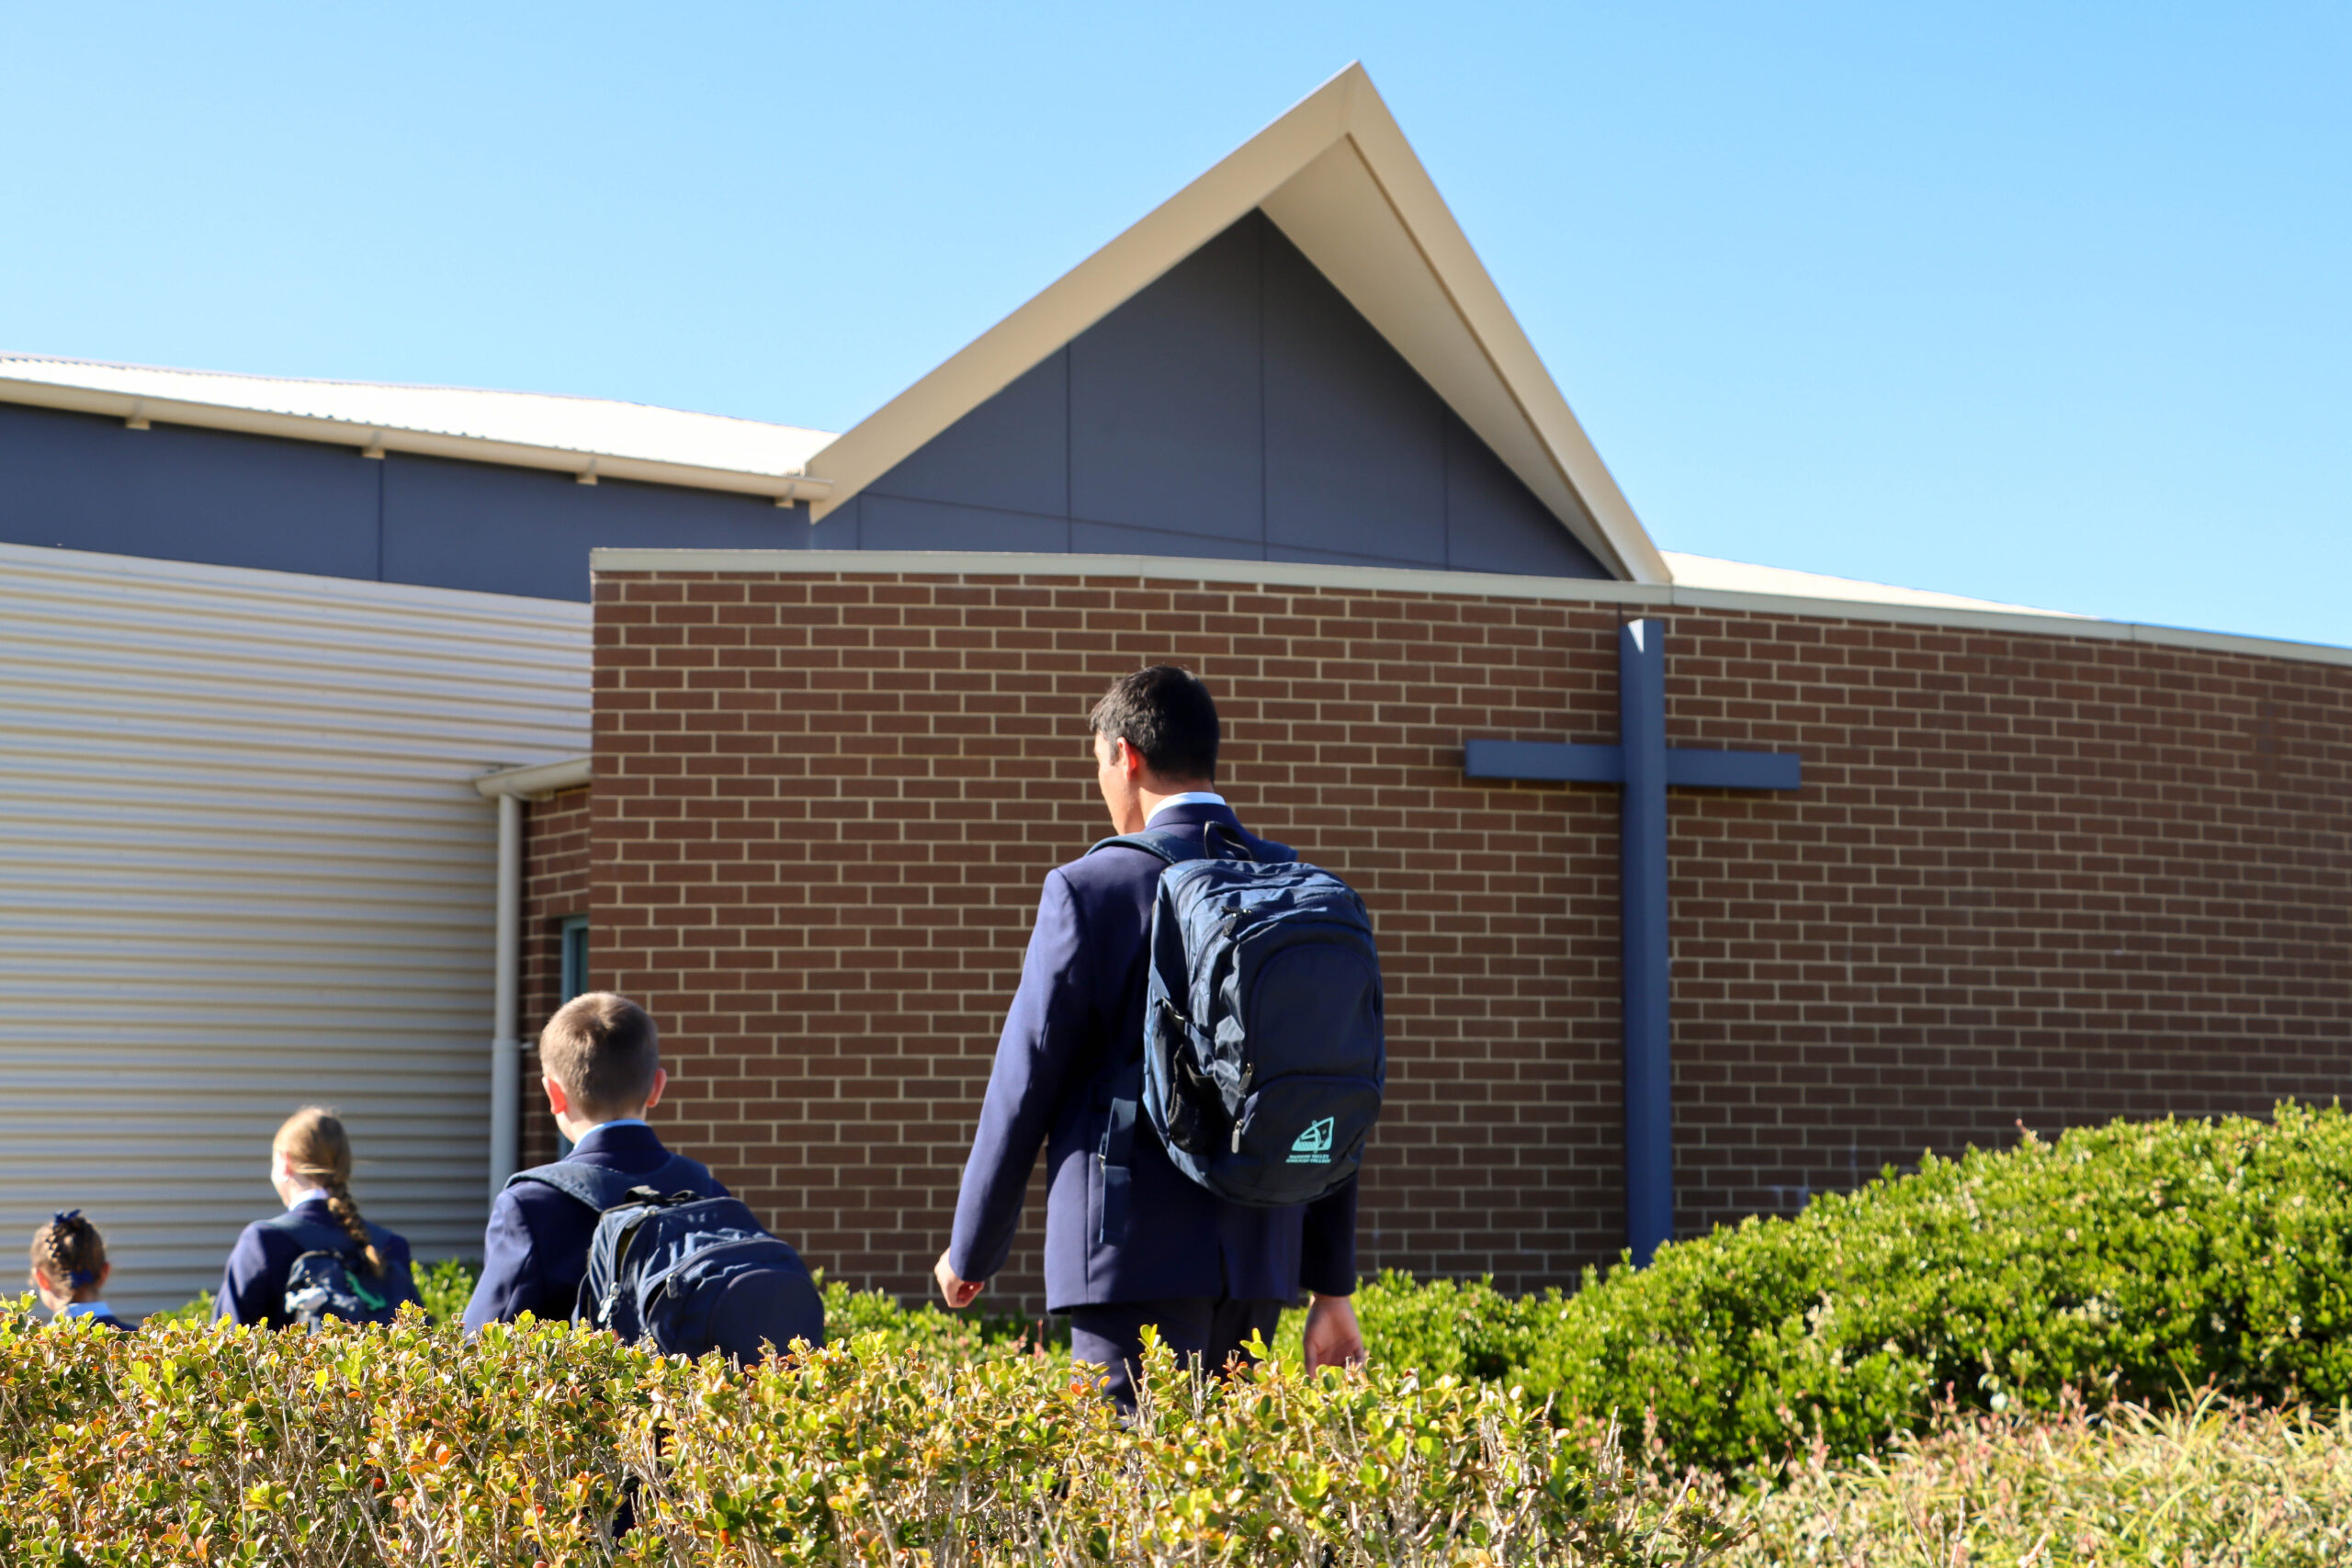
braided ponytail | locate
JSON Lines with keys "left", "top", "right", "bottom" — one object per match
{"left": 28, "top": 1210, "right": 107, "bottom": 1300}
{"left": 273, "top": 1107, "right": 386, "bottom": 1276}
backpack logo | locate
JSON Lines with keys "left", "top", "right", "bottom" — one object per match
{"left": 1286, "top": 1117, "right": 1335, "bottom": 1164}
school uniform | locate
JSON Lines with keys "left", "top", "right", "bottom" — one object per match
{"left": 946, "top": 796, "right": 1358, "bottom": 1405}
{"left": 213, "top": 1193, "right": 421, "bottom": 1329}
{"left": 461, "top": 1120, "right": 724, "bottom": 1334}
{"left": 57, "top": 1300, "right": 132, "bottom": 1333}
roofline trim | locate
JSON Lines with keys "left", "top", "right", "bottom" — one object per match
{"left": 799, "top": 65, "right": 1669, "bottom": 584}
{"left": 587, "top": 547, "right": 2352, "bottom": 671}
{"left": 0, "top": 376, "right": 834, "bottom": 505}
{"left": 474, "top": 756, "right": 592, "bottom": 799}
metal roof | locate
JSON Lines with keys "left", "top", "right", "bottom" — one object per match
{"left": 0, "top": 355, "right": 840, "bottom": 501}
{"left": 1657, "top": 552, "right": 2087, "bottom": 617}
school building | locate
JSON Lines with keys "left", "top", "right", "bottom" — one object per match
{"left": 5, "top": 67, "right": 2346, "bottom": 1315}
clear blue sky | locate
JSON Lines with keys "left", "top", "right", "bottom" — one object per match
{"left": 4, "top": 3, "right": 2345, "bottom": 644}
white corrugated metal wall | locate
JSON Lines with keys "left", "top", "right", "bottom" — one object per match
{"left": 0, "top": 541, "right": 590, "bottom": 1315}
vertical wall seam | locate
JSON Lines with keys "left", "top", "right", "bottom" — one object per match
{"left": 1256, "top": 213, "right": 1270, "bottom": 560}
{"left": 375, "top": 455, "right": 388, "bottom": 581}
{"left": 1063, "top": 346, "right": 1074, "bottom": 555}
{"left": 1430, "top": 413, "right": 1448, "bottom": 573}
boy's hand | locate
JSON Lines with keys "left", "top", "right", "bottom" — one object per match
{"left": 1302, "top": 1293, "right": 1364, "bottom": 1371}
{"left": 933, "top": 1250, "right": 984, "bottom": 1310}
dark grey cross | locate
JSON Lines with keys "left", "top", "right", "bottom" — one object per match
{"left": 1464, "top": 618, "right": 1801, "bottom": 1266}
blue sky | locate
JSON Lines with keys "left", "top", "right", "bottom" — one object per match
{"left": 3, "top": 3, "right": 2345, "bottom": 644}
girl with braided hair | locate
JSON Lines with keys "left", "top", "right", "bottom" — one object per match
{"left": 214, "top": 1106, "right": 422, "bottom": 1328}
{"left": 28, "top": 1210, "right": 130, "bottom": 1331}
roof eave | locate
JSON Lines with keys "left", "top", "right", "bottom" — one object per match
{"left": 0, "top": 376, "right": 835, "bottom": 506}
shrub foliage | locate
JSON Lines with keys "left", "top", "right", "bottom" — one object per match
{"left": 0, "top": 1311, "right": 1731, "bottom": 1567}
{"left": 1512, "top": 1104, "right": 2352, "bottom": 1471}
{"left": 1724, "top": 1393, "right": 2352, "bottom": 1565}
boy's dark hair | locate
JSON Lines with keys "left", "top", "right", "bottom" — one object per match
{"left": 539, "top": 992, "right": 661, "bottom": 1120}
{"left": 1088, "top": 666, "right": 1219, "bottom": 782}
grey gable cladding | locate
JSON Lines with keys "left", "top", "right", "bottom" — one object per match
{"left": 822, "top": 213, "right": 1612, "bottom": 579}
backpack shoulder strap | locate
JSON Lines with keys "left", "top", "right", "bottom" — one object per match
{"left": 261, "top": 1210, "right": 362, "bottom": 1257}
{"left": 1087, "top": 825, "right": 1207, "bottom": 865}
{"left": 506, "top": 1156, "right": 701, "bottom": 1213}
{"left": 1091, "top": 821, "right": 1296, "bottom": 866}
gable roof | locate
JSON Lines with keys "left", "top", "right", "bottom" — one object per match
{"left": 804, "top": 64, "right": 1668, "bottom": 583}
{"left": 0, "top": 355, "right": 838, "bottom": 502}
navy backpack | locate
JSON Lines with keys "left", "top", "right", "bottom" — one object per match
{"left": 509, "top": 1156, "right": 825, "bottom": 1363}
{"left": 1092, "top": 821, "right": 1384, "bottom": 1231}
{"left": 264, "top": 1211, "right": 412, "bottom": 1330}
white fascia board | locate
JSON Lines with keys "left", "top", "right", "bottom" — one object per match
{"left": 587, "top": 548, "right": 2352, "bottom": 671}
{"left": 800, "top": 65, "right": 1668, "bottom": 584}
{"left": 1310, "top": 77, "right": 1668, "bottom": 585}
{"left": 474, "top": 756, "right": 592, "bottom": 799}
{"left": 0, "top": 377, "right": 833, "bottom": 505}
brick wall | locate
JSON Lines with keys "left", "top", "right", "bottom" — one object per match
{"left": 587, "top": 568, "right": 2352, "bottom": 1309}
{"left": 518, "top": 785, "right": 594, "bottom": 1170}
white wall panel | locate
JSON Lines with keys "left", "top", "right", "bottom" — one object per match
{"left": 0, "top": 542, "right": 590, "bottom": 1315}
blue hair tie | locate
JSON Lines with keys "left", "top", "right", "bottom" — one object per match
{"left": 52, "top": 1210, "right": 81, "bottom": 1226}
{"left": 66, "top": 1269, "right": 98, "bottom": 1287}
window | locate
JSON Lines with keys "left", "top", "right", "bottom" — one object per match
{"left": 555, "top": 915, "right": 590, "bottom": 1156}
{"left": 559, "top": 915, "right": 590, "bottom": 1002}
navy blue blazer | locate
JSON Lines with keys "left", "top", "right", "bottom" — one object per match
{"left": 213, "top": 1196, "right": 422, "bottom": 1329}
{"left": 947, "top": 802, "right": 1359, "bottom": 1311}
{"left": 461, "top": 1122, "right": 724, "bottom": 1333}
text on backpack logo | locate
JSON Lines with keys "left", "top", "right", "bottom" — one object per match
{"left": 1287, "top": 1117, "right": 1335, "bottom": 1164}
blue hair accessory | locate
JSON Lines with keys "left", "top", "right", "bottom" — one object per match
{"left": 67, "top": 1269, "right": 99, "bottom": 1286}
{"left": 52, "top": 1210, "right": 81, "bottom": 1226}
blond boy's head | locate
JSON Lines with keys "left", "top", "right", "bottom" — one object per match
{"left": 539, "top": 991, "right": 663, "bottom": 1123}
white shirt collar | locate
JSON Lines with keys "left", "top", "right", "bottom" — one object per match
{"left": 1145, "top": 792, "right": 1227, "bottom": 826}
{"left": 283, "top": 1185, "right": 328, "bottom": 1211}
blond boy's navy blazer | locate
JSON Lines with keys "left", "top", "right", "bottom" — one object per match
{"left": 460, "top": 1122, "right": 723, "bottom": 1333}
{"left": 947, "top": 801, "right": 1358, "bottom": 1311}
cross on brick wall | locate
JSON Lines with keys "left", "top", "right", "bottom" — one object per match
{"left": 1466, "top": 619, "right": 1803, "bottom": 1264}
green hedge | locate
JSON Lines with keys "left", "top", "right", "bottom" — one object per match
{"left": 1513, "top": 1103, "right": 2352, "bottom": 1472}
{"left": 0, "top": 1310, "right": 1727, "bottom": 1566}
{"left": 142, "top": 1104, "right": 2352, "bottom": 1477}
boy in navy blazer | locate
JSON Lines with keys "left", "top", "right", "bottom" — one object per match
{"left": 935, "top": 666, "right": 1364, "bottom": 1406}
{"left": 463, "top": 991, "right": 723, "bottom": 1332}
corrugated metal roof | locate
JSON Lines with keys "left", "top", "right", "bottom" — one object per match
{"left": 0, "top": 354, "right": 838, "bottom": 479}
{"left": 0, "top": 540, "right": 590, "bottom": 1316}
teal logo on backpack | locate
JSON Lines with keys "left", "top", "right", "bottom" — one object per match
{"left": 1287, "top": 1117, "right": 1335, "bottom": 1164}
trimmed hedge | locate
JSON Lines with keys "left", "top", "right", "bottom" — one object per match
{"left": 138, "top": 1104, "right": 2352, "bottom": 1477}
{"left": 0, "top": 1310, "right": 1728, "bottom": 1566}
{"left": 1512, "top": 1103, "right": 2352, "bottom": 1472}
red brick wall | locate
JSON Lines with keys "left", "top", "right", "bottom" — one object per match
{"left": 591, "top": 568, "right": 2352, "bottom": 1309}
{"left": 519, "top": 785, "right": 593, "bottom": 1170}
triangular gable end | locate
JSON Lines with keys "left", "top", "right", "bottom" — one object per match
{"left": 815, "top": 213, "right": 1610, "bottom": 577}
{"left": 805, "top": 63, "right": 1669, "bottom": 585}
